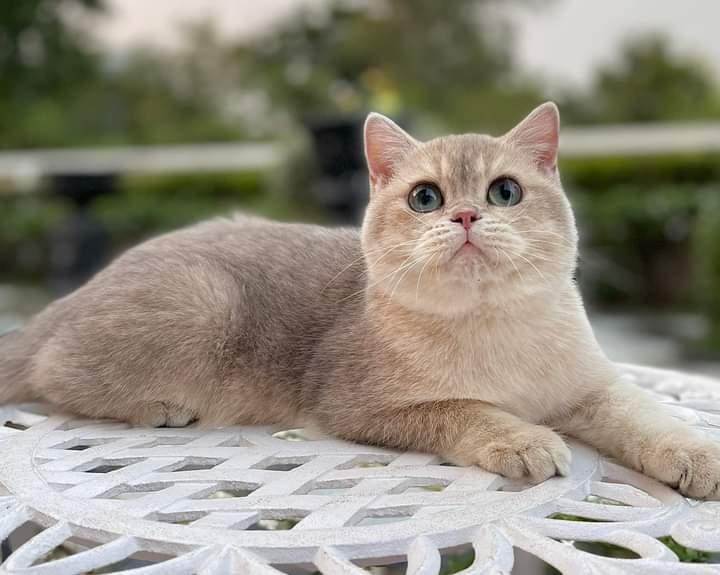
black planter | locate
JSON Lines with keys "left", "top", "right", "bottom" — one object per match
{"left": 48, "top": 173, "right": 116, "bottom": 293}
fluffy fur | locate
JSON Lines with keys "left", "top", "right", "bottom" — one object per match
{"left": 2, "top": 103, "right": 719, "bottom": 498}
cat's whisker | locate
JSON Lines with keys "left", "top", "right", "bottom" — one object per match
{"left": 501, "top": 246, "right": 548, "bottom": 284}
{"left": 321, "top": 254, "right": 371, "bottom": 292}
{"left": 512, "top": 224, "right": 575, "bottom": 244}
{"left": 493, "top": 241, "right": 555, "bottom": 264}
{"left": 388, "top": 254, "right": 422, "bottom": 302}
{"left": 490, "top": 243, "right": 501, "bottom": 268}
{"left": 323, "top": 239, "right": 422, "bottom": 292}
{"left": 414, "top": 252, "right": 439, "bottom": 304}
{"left": 403, "top": 209, "right": 433, "bottom": 229}
{"left": 520, "top": 236, "right": 572, "bottom": 247}
{"left": 476, "top": 250, "right": 494, "bottom": 277}
{"left": 520, "top": 250, "right": 554, "bottom": 264}
{"left": 368, "top": 239, "right": 424, "bottom": 267}
{"left": 497, "top": 246, "right": 525, "bottom": 284}
{"left": 335, "top": 256, "right": 419, "bottom": 304}
{"left": 512, "top": 228, "right": 573, "bottom": 241}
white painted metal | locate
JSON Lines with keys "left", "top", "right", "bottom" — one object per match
{"left": 0, "top": 364, "right": 719, "bottom": 574}
{"left": 1, "top": 121, "right": 720, "bottom": 189}
{"left": 0, "top": 142, "right": 281, "bottom": 191}
{"left": 560, "top": 122, "right": 720, "bottom": 157}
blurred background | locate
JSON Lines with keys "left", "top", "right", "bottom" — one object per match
{"left": 2, "top": 1, "right": 720, "bottom": 571}
{"left": 2, "top": 0, "right": 720, "bottom": 379}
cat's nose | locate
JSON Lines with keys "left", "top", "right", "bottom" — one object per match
{"left": 450, "top": 210, "right": 480, "bottom": 230}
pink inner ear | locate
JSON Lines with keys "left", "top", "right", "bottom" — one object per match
{"left": 508, "top": 103, "right": 560, "bottom": 173}
{"left": 364, "top": 114, "right": 415, "bottom": 188}
{"left": 365, "top": 124, "right": 393, "bottom": 187}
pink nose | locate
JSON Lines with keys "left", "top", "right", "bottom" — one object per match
{"left": 451, "top": 210, "right": 479, "bottom": 230}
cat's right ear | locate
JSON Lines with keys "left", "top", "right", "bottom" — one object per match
{"left": 364, "top": 113, "right": 417, "bottom": 190}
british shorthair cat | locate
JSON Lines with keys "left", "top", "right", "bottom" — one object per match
{"left": 2, "top": 103, "right": 719, "bottom": 498}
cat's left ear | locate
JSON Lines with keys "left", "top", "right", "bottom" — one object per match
{"left": 504, "top": 102, "right": 560, "bottom": 174}
{"left": 364, "top": 113, "right": 418, "bottom": 190}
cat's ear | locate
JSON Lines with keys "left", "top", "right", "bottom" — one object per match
{"left": 364, "top": 113, "right": 417, "bottom": 189}
{"left": 505, "top": 102, "right": 560, "bottom": 173}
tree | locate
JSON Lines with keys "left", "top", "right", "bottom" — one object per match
{"left": 231, "top": 0, "right": 546, "bottom": 132}
{"left": 0, "top": 1, "right": 107, "bottom": 146}
{"left": 0, "top": 5, "right": 245, "bottom": 148}
{"left": 562, "top": 34, "right": 720, "bottom": 124}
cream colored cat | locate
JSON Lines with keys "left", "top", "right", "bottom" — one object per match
{"left": 2, "top": 103, "right": 719, "bottom": 498}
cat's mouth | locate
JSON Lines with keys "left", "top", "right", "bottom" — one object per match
{"left": 453, "top": 240, "right": 483, "bottom": 258}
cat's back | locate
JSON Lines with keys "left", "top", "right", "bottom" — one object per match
{"left": 31, "top": 214, "right": 366, "bottom": 346}
{"left": 138, "top": 214, "right": 363, "bottom": 295}
{"left": 87, "top": 214, "right": 365, "bottom": 313}
{"left": 15, "top": 215, "right": 367, "bottom": 425}
{"left": 25, "top": 215, "right": 366, "bottom": 420}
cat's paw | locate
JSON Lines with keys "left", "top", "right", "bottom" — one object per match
{"left": 129, "top": 402, "right": 196, "bottom": 428}
{"left": 641, "top": 435, "right": 720, "bottom": 500}
{"left": 453, "top": 426, "right": 571, "bottom": 483}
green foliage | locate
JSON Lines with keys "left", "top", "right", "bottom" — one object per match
{"left": 549, "top": 514, "right": 716, "bottom": 563}
{"left": 693, "top": 195, "right": 720, "bottom": 350}
{"left": 561, "top": 33, "right": 720, "bottom": 124}
{"left": 572, "top": 183, "right": 700, "bottom": 307}
{"left": 440, "top": 551, "right": 475, "bottom": 574}
{"left": 0, "top": 1, "right": 104, "bottom": 97}
{"left": 0, "top": 195, "right": 69, "bottom": 279}
{"left": 0, "top": 3, "right": 243, "bottom": 148}
{"left": 659, "top": 536, "right": 715, "bottom": 563}
{"left": 0, "top": 0, "right": 106, "bottom": 147}
{"left": 92, "top": 173, "right": 260, "bottom": 245}
{"left": 0, "top": 171, "right": 323, "bottom": 280}
{"left": 3, "top": 2, "right": 720, "bottom": 148}
{"left": 229, "top": 0, "right": 545, "bottom": 132}
{"left": 561, "top": 154, "right": 720, "bottom": 191}
{"left": 563, "top": 154, "right": 720, "bottom": 347}
{"left": 94, "top": 171, "right": 322, "bottom": 247}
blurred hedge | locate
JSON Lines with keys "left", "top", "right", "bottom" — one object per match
{"left": 693, "top": 194, "right": 720, "bottom": 350}
{"left": 561, "top": 153, "right": 720, "bottom": 352}
{"left": 562, "top": 154, "right": 720, "bottom": 190}
{"left": 571, "top": 184, "right": 700, "bottom": 307}
{"left": 0, "top": 170, "right": 322, "bottom": 280}
{"left": 1, "top": 153, "right": 720, "bottom": 351}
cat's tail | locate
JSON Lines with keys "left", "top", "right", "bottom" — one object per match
{"left": 0, "top": 329, "right": 37, "bottom": 403}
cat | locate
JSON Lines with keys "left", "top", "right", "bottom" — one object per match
{"left": 1, "top": 102, "right": 719, "bottom": 498}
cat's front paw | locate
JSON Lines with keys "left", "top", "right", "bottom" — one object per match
{"left": 128, "top": 402, "right": 196, "bottom": 428}
{"left": 452, "top": 426, "right": 571, "bottom": 483}
{"left": 641, "top": 435, "right": 720, "bottom": 500}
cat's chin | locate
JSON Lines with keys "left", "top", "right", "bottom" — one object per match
{"left": 376, "top": 274, "right": 542, "bottom": 318}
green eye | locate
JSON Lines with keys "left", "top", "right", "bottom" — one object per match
{"left": 487, "top": 177, "right": 523, "bottom": 207}
{"left": 408, "top": 183, "right": 443, "bottom": 213}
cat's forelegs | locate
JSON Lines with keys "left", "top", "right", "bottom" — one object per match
{"left": 331, "top": 400, "right": 571, "bottom": 483}
{"left": 557, "top": 379, "right": 720, "bottom": 499}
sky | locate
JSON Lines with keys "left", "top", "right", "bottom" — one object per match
{"left": 98, "top": 0, "right": 720, "bottom": 89}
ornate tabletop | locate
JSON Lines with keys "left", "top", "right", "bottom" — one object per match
{"left": 1, "top": 364, "right": 720, "bottom": 574}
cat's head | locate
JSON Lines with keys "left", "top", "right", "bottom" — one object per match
{"left": 361, "top": 102, "right": 578, "bottom": 316}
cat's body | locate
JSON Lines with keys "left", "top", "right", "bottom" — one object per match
{"left": 2, "top": 103, "right": 719, "bottom": 498}
{"left": 3, "top": 216, "right": 599, "bottom": 428}
{"left": 2, "top": 216, "right": 361, "bottom": 427}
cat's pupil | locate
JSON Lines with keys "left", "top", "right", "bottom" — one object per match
{"left": 408, "top": 183, "right": 443, "bottom": 212}
{"left": 487, "top": 177, "right": 522, "bottom": 207}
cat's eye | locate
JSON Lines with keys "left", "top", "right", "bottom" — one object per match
{"left": 487, "top": 177, "right": 523, "bottom": 207}
{"left": 408, "top": 183, "right": 443, "bottom": 213}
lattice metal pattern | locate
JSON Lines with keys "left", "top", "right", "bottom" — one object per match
{"left": 1, "top": 364, "right": 720, "bottom": 574}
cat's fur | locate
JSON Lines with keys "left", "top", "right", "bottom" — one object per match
{"left": 2, "top": 103, "right": 719, "bottom": 498}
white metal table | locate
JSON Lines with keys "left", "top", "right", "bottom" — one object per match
{"left": 1, "top": 364, "right": 719, "bottom": 574}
